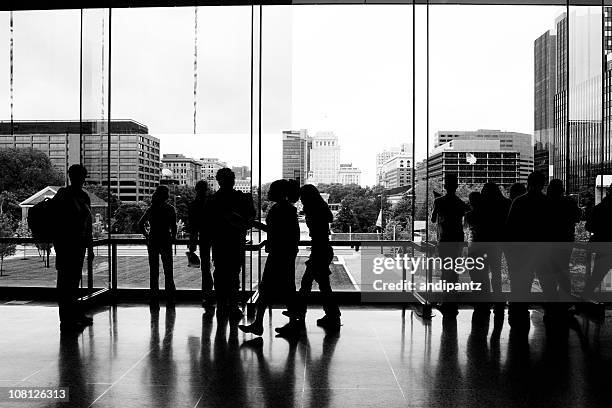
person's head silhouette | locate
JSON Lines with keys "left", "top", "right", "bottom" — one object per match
{"left": 152, "top": 185, "right": 170, "bottom": 205}
{"left": 268, "top": 180, "right": 286, "bottom": 202}
{"left": 481, "top": 182, "right": 503, "bottom": 201}
{"left": 216, "top": 168, "right": 235, "bottom": 190}
{"left": 527, "top": 171, "right": 546, "bottom": 193}
{"left": 68, "top": 164, "right": 87, "bottom": 188}
{"left": 444, "top": 174, "right": 458, "bottom": 194}
{"left": 547, "top": 178, "right": 564, "bottom": 199}
{"left": 195, "top": 180, "right": 209, "bottom": 199}
{"left": 509, "top": 182, "right": 526, "bottom": 201}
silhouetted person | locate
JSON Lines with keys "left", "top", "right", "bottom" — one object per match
{"left": 189, "top": 180, "right": 214, "bottom": 307}
{"left": 239, "top": 179, "right": 300, "bottom": 337}
{"left": 465, "top": 191, "right": 490, "bottom": 314}
{"left": 504, "top": 182, "right": 526, "bottom": 322}
{"left": 582, "top": 183, "right": 612, "bottom": 298}
{"left": 279, "top": 184, "right": 340, "bottom": 335}
{"left": 431, "top": 173, "right": 467, "bottom": 318}
{"left": 206, "top": 168, "right": 255, "bottom": 320}
{"left": 545, "top": 179, "right": 580, "bottom": 305}
{"left": 139, "top": 185, "right": 177, "bottom": 302}
{"left": 52, "top": 164, "right": 94, "bottom": 332}
{"left": 481, "top": 182, "right": 512, "bottom": 315}
{"left": 506, "top": 171, "right": 550, "bottom": 331}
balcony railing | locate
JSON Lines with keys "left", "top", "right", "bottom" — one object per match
{"left": 1, "top": 238, "right": 611, "bottom": 312}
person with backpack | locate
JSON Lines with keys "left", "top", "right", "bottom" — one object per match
{"left": 139, "top": 185, "right": 177, "bottom": 303}
{"left": 51, "top": 164, "right": 94, "bottom": 332}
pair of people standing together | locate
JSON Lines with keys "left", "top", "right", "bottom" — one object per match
{"left": 239, "top": 181, "right": 342, "bottom": 337}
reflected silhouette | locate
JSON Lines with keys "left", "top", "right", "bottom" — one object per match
{"left": 148, "top": 304, "right": 177, "bottom": 407}
{"left": 190, "top": 309, "right": 248, "bottom": 407}
{"left": 431, "top": 318, "right": 462, "bottom": 408}
{"left": 57, "top": 331, "right": 90, "bottom": 407}
{"left": 303, "top": 330, "right": 340, "bottom": 408}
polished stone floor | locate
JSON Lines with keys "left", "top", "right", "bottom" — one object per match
{"left": 1, "top": 303, "right": 611, "bottom": 408}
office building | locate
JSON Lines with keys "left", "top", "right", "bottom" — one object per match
{"left": 434, "top": 129, "right": 532, "bottom": 183}
{"left": 199, "top": 157, "right": 227, "bottom": 191}
{"left": 0, "top": 120, "right": 160, "bottom": 202}
{"left": 232, "top": 166, "right": 251, "bottom": 180}
{"left": 552, "top": 9, "right": 612, "bottom": 193}
{"left": 309, "top": 131, "right": 340, "bottom": 184}
{"left": 424, "top": 139, "right": 520, "bottom": 187}
{"left": 162, "top": 154, "right": 201, "bottom": 187}
{"left": 380, "top": 154, "right": 412, "bottom": 190}
{"left": 338, "top": 163, "right": 361, "bottom": 186}
{"left": 234, "top": 178, "right": 252, "bottom": 194}
{"left": 376, "top": 143, "right": 411, "bottom": 185}
{"left": 282, "top": 129, "right": 311, "bottom": 185}
{"left": 534, "top": 30, "right": 557, "bottom": 180}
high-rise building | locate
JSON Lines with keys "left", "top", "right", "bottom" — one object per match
{"left": 162, "top": 154, "right": 201, "bottom": 187}
{"left": 552, "top": 9, "right": 612, "bottom": 194}
{"left": 309, "top": 131, "right": 340, "bottom": 184}
{"left": 282, "top": 129, "right": 311, "bottom": 185}
{"left": 534, "top": 30, "right": 557, "bottom": 180}
{"left": 199, "top": 158, "right": 227, "bottom": 191}
{"left": 424, "top": 139, "right": 520, "bottom": 187}
{"left": 232, "top": 166, "right": 251, "bottom": 180}
{"left": 381, "top": 154, "right": 412, "bottom": 190}
{"left": 434, "top": 129, "right": 533, "bottom": 183}
{"left": 0, "top": 120, "right": 160, "bottom": 202}
{"left": 338, "top": 163, "right": 361, "bottom": 186}
{"left": 376, "top": 143, "right": 411, "bottom": 185}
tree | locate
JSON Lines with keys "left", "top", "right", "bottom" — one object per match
{"left": 112, "top": 202, "right": 148, "bottom": 234}
{"left": 0, "top": 213, "right": 16, "bottom": 276}
{"left": 169, "top": 185, "right": 196, "bottom": 231}
{"left": 331, "top": 201, "right": 359, "bottom": 233}
{"left": 0, "top": 148, "right": 63, "bottom": 193}
{"left": 84, "top": 183, "right": 121, "bottom": 216}
{"left": 15, "top": 219, "right": 30, "bottom": 260}
{"left": 389, "top": 192, "right": 412, "bottom": 231}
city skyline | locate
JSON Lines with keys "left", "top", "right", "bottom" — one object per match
{"left": 0, "top": 6, "right": 563, "bottom": 185}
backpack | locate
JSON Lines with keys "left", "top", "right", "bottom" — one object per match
{"left": 28, "top": 198, "right": 56, "bottom": 243}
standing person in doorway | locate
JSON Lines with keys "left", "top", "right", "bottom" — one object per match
{"left": 139, "top": 185, "right": 177, "bottom": 304}
{"left": 206, "top": 168, "right": 255, "bottom": 321}
{"left": 239, "top": 179, "right": 300, "bottom": 337}
{"left": 278, "top": 184, "right": 341, "bottom": 336}
{"left": 431, "top": 173, "right": 468, "bottom": 319}
{"left": 189, "top": 180, "right": 214, "bottom": 308}
{"left": 52, "top": 164, "right": 94, "bottom": 332}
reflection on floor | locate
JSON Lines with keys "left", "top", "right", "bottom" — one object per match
{"left": 0, "top": 303, "right": 611, "bottom": 408}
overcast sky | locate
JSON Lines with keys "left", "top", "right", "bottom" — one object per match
{"left": 0, "top": 5, "right": 575, "bottom": 185}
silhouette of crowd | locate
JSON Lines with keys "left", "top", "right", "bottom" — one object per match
{"left": 46, "top": 163, "right": 612, "bottom": 337}
{"left": 433, "top": 171, "right": 611, "bottom": 332}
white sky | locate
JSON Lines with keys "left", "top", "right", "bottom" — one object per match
{"left": 0, "top": 5, "right": 569, "bottom": 185}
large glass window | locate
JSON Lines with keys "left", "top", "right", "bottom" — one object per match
{"left": 0, "top": 2, "right": 611, "bottom": 298}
